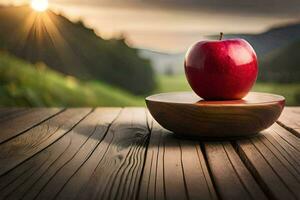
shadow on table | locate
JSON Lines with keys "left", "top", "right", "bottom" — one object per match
{"left": 73, "top": 119, "right": 264, "bottom": 152}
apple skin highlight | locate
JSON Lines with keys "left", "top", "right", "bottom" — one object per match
{"left": 184, "top": 38, "right": 258, "bottom": 100}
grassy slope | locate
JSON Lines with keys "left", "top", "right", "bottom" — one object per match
{"left": 156, "top": 75, "right": 300, "bottom": 106}
{"left": 0, "top": 52, "right": 143, "bottom": 107}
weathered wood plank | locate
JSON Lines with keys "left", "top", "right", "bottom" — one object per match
{"left": 0, "top": 108, "right": 63, "bottom": 143}
{"left": 139, "top": 116, "right": 165, "bottom": 200}
{"left": 0, "top": 108, "right": 91, "bottom": 176}
{"left": 236, "top": 123, "right": 300, "bottom": 200}
{"left": 0, "top": 108, "right": 27, "bottom": 120}
{"left": 0, "top": 107, "right": 299, "bottom": 200}
{"left": 0, "top": 108, "right": 121, "bottom": 200}
{"left": 272, "top": 123, "right": 300, "bottom": 151}
{"left": 204, "top": 141, "right": 267, "bottom": 200}
{"left": 139, "top": 118, "right": 217, "bottom": 200}
{"left": 263, "top": 123, "right": 300, "bottom": 171}
{"left": 55, "top": 108, "right": 149, "bottom": 200}
{"left": 278, "top": 107, "right": 300, "bottom": 137}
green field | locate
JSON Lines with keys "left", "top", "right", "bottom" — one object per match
{"left": 156, "top": 75, "right": 300, "bottom": 106}
{"left": 0, "top": 52, "right": 143, "bottom": 107}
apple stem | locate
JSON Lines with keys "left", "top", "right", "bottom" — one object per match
{"left": 219, "top": 32, "right": 223, "bottom": 40}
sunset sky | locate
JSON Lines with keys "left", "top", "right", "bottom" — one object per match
{"left": 1, "top": 0, "right": 300, "bottom": 52}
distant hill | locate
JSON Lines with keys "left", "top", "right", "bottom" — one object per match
{"left": 0, "top": 52, "right": 143, "bottom": 106}
{"left": 259, "top": 39, "right": 300, "bottom": 83}
{"left": 138, "top": 49, "right": 185, "bottom": 75}
{"left": 210, "top": 22, "right": 300, "bottom": 59}
{"left": 0, "top": 6, "right": 155, "bottom": 95}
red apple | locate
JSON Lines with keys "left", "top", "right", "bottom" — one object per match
{"left": 184, "top": 33, "right": 258, "bottom": 100}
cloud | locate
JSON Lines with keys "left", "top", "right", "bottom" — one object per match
{"left": 47, "top": 0, "right": 300, "bottom": 52}
{"left": 52, "top": 0, "right": 300, "bottom": 17}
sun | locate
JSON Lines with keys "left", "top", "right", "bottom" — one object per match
{"left": 30, "top": 0, "right": 48, "bottom": 12}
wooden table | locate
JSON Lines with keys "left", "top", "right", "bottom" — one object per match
{"left": 0, "top": 107, "right": 299, "bottom": 200}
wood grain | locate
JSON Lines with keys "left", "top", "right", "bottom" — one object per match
{"left": 146, "top": 92, "right": 285, "bottom": 137}
{"left": 204, "top": 142, "right": 267, "bottom": 200}
{"left": 278, "top": 107, "right": 300, "bottom": 137}
{"left": 57, "top": 108, "right": 150, "bottom": 200}
{"left": 0, "top": 108, "right": 121, "bottom": 200}
{"left": 235, "top": 123, "right": 300, "bottom": 199}
{"left": 139, "top": 116, "right": 217, "bottom": 200}
{"left": 0, "top": 108, "right": 27, "bottom": 120}
{"left": 0, "top": 107, "right": 299, "bottom": 200}
{"left": 0, "top": 108, "right": 91, "bottom": 176}
{"left": 0, "top": 108, "right": 62, "bottom": 143}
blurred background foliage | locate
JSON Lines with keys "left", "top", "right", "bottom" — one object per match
{"left": 0, "top": 5, "right": 299, "bottom": 107}
{"left": 0, "top": 52, "right": 143, "bottom": 106}
{"left": 0, "top": 6, "right": 156, "bottom": 95}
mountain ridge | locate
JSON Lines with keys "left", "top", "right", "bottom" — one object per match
{"left": 210, "top": 21, "right": 300, "bottom": 58}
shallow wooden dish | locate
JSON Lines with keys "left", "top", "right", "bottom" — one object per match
{"left": 146, "top": 92, "right": 285, "bottom": 138}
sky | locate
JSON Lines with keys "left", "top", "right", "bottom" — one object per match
{"left": 1, "top": 0, "right": 300, "bottom": 52}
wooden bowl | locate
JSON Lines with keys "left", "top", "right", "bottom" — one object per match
{"left": 146, "top": 92, "right": 285, "bottom": 138}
